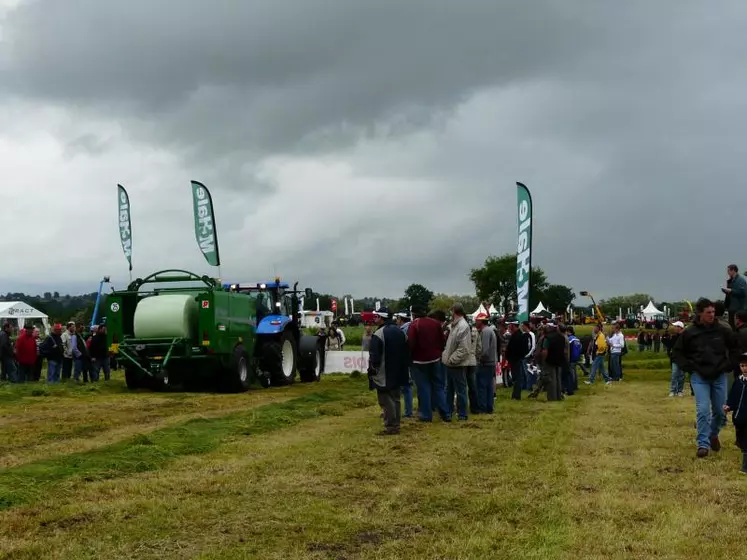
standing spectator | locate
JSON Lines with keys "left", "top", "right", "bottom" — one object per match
{"left": 505, "top": 322, "right": 528, "bottom": 400}
{"left": 653, "top": 330, "right": 662, "bottom": 353}
{"left": 644, "top": 332, "right": 653, "bottom": 351}
{"left": 442, "top": 303, "right": 472, "bottom": 421}
{"left": 89, "top": 325, "right": 111, "bottom": 381}
{"left": 661, "top": 329, "right": 672, "bottom": 354}
{"left": 75, "top": 324, "right": 90, "bottom": 383}
{"left": 558, "top": 324, "right": 574, "bottom": 396}
{"left": 673, "top": 298, "right": 738, "bottom": 458}
{"left": 0, "top": 322, "right": 17, "bottom": 383}
{"left": 608, "top": 323, "right": 625, "bottom": 381}
{"left": 723, "top": 264, "right": 747, "bottom": 329}
{"left": 465, "top": 321, "right": 481, "bottom": 415}
{"left": 14, "top": 325, "right": 37, "bottom": 383}
{"left": 734, "top": 311, "right": 747, "bottom": 381}
{"left": 637, "top": 329, "right": 646, "bottom": 352}
{"left": 32, "top": 327, "right": 43, "bottom": 381}
{"left": 361, "top": 325, "right": 373, "bottom": 351}
{"left": 395, "top": 313, "right": 413, "bottom": 419}
{"left": 315, "top": 327, "right": 327, "bottom": 373}
{"left": 61, "top": 322, "right": 77, "bottom": 381}
{"left": 668, "top": 321, "right": 686, "bottom": 397}
{"left": 530, "top": 323, "right": 564, "bottom": 400}
{"left": 723, "top": 353, "right": 747, "bottom": 474}
{"left": 521, "top": 321, "right": 536, "bottom": 389}
{"left": 475, "top": 314, "right": 497, "bottom": 413}
{"left": 585, "top": 324, "right": 611, "bottom": 385}
{"left": 40, "top": 324, "right": 64, "bottom": 383}
{"left": 567, "top": 326, "right": 584, "bottom": 390}
{"left": 408, "top": 305, "right": 448, "bottom": 422}
{"left": 367, "top": 307, "right": 410, "bottom": 435}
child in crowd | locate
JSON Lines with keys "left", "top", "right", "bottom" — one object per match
{"left": 723, "top": 352, "right": 747, "bottom": 474}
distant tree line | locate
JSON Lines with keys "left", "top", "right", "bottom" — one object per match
{"left": 0, "top": 292, "right": 101, "bottom": 325}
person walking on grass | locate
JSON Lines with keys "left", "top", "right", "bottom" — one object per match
{"left": 408, "top": 305, "right": 448, "bottom": 422}
{"left": 668, "top": 321, "right": 686, "bottom": 397}
{"left": 723, "top": 352, "right": 747, "bottom": 474}
{"left": 673, "top": 298, "right": 739, "bottom": 458}
{"left": 474, "top": 314, "right": 497, "bottom": 413}
{"left": 368, "top": 307, "right": 410, "bottom": 435}
{"left": 442, "top": 303, "right": 472, "bottom": 421}
{"left": 608, "top": 323, "right": 625, "bottom": 382}
{"left": 585, "top": 324, "right": 611, "bottom": 386}
{"left": 39, "top": 324, "right": 64, "bottom": 383}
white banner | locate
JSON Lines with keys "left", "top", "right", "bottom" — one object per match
{"left": 323, "top": 351, "right": 369, "bottom": 374}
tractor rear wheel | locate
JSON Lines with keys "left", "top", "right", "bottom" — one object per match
{"left": 262, "top": 331, "right": 297, "bottom": 386}
{"left": 222, "top": 345, "right": 250, "bottom": 393}
{"left": 298, "top": 335, "right": 321, "bottom": 383}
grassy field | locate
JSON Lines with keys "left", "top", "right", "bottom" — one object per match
{"left": 0, "top": 349, "right": 743, "bottom": 559}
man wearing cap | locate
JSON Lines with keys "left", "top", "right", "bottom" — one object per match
{"left": 39, "top": 324, "right": 65, "bottom": 383}
{"left": 668, "top": 321, "right": 686, "bottom": 397}
{"left": 14, "top": 325, "right": 37, "bottom": 383}
{"left": 0, "top": 322, "right": 17, "bottom": 383}
{"left": 368, "top": 307, "right": 410, "bottom": 435}
{"left": 408, "top": 305, "right": 448, "bottom": 422}
{"left": 395, "top": 312, "right": 414, "bottom": 418}
{"left": 475, "top": 314, "right": 497, "bottom": 413}
{"left": 441, "top": 303, "right": 472, "bottom": 420}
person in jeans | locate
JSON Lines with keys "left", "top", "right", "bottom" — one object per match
{"left": 474, "top": 314, "right": 497, "bottom": 413}
{"left": 0, "top": 322, "right": 17, "bottom": 383}
{"left": 368, "top": 307, "right": 409, "bottom": 435}
{"left": 408, "top": 306, "right": 447, "bottom": 422}
{"left": 395, "top": 313, "right": 414, "bottom": 418}
{"left": 673, "top": 297, "right": 738, "bottom": 458}
{"left": 89, "top": 325, "right": 111, "bottom": 381}
{"left": 608, "top": 323, "right": 625, "bottom": 381}
{"left": 585, "top": 324, "right": 611, "bottom": 386}
{"left": 40, "top": 324, "right": 64, "bottom": 383}
{"left": 442, "top": 303, "right": 472, "bottom": 421}
{"left": 668, "top": 321, "right": 686, "bottom": 397}
{"left": 465, "top": 322, "right": 481, "bottom": 414}
{"left": 506, "top": 321, "right": 529, "bottom": 400}
{"left": 567, "top": 326, "right": 584, "bottom": 390}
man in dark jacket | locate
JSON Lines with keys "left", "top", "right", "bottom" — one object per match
{"left": 39, "top": 324, "right": 64, "bottom": 383}
{"left": 723, "top": 264, "right": 747, "bottom": 329}
{"left": 723, "top": 352, "right": 747, "bottom": 473}
{"left": 0, "top": 322, "right": 17, "bottom": 382}
{"left": 408, "top": 305, "right": 447, "bottom": 422}
{"left": 89, "top": 325, "right": 111, "bottom": 382}
{"left": 505, "top": 322, "right": 529, "bottom": 400}
{"left": 673, "top": 298, "right": 739, "bottom": 458}
{"left": 74, "top": 324, "right": 91, "bottom": 383}
{"left": 368, "top": 307, "right": 410, "bottom": 435}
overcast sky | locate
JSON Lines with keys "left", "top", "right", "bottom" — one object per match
{"left": 1, "top": 1, "right": 745, "bottom": 302}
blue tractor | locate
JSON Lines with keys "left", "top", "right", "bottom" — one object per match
{"left": 225, "top": 279, "right": 321, "bottom": 386}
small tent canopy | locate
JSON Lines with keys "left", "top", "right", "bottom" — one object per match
{"left": 471, "top": 304, "right": 489, "bottom": 318}
{"left": 642, "top": 300, "right": 663, "bottom": 318}
{"left": 531, "top": 302, "right": 548, "bottom": 315}
{"left": 488, "top": 304, "right": 499, "bottom": 315}
{"left": 0, "top": 301, "right": 50, "bottom": 333}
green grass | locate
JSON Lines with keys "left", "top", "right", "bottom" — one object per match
{"left": 0, "top": 352, "right": 742, "bottom": 559}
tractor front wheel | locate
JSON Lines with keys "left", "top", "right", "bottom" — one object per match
{"left": 262, "top": 331, "right": 297, "bottom": 386}
{"left": 124, "top": 366, "right": 141, "bottom": 390}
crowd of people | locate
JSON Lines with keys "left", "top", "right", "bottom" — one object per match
{"left": 0, "top": 322, "right": 114, "bottom": 384}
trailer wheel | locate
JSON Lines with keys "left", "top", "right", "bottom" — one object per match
{"left": 262, "top": 331, "right": 297, "bottom": 386}
{"left": 124, "top": 367, "right": 141, "bottom": 390}
{"left": 298, "top": 335, "right": 321, "bottom": 383}
{"left": 223, "top": 345, "right": 250, "bottom": 393}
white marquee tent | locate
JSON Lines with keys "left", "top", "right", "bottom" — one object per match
{"left": 531, "top": 302, "right": 548, "bottom": 315}
{"left": 641, "top": 301, "right": 663, "bottom": 319}
{"left": 0, "top": 302, "right": 50, "bottom": 333}
{"left": 471, "top": 304, "right": 489, "bottom": 318}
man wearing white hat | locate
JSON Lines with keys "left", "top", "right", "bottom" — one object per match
{"left": 668, "top": 321, "right": 686, "bottom": 397}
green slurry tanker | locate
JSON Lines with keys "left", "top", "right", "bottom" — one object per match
{"left": 106, "top": 269, "right": 321, "bottom": 392}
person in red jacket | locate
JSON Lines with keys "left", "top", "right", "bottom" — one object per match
{"left": 14, "top": 324, "right": 38, "bottom": 383}
{"left": 408, "top": 305, "right": 448, "bottom": 422}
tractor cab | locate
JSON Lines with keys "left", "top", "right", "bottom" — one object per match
{"left": 224, "top": 279, "right": 305, "bottom": 321}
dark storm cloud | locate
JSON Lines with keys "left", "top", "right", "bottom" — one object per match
{"left": 2, "top": 0, "right": 747, "bottom": 301}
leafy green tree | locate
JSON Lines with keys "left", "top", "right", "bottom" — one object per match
{"left": 470, "top": 254, "right": 548, "bottom": 313}
{"left": 400, "top": 283, "right": 434, "bottom": 312}
{"left": 542, "top": 284, "right": 576, "bottom": 314}
{"left": 598, "top": 293, "right": 655, "bottom": 317}
{"left": 429, "top": 294, "right": 481, "bottom": 314}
